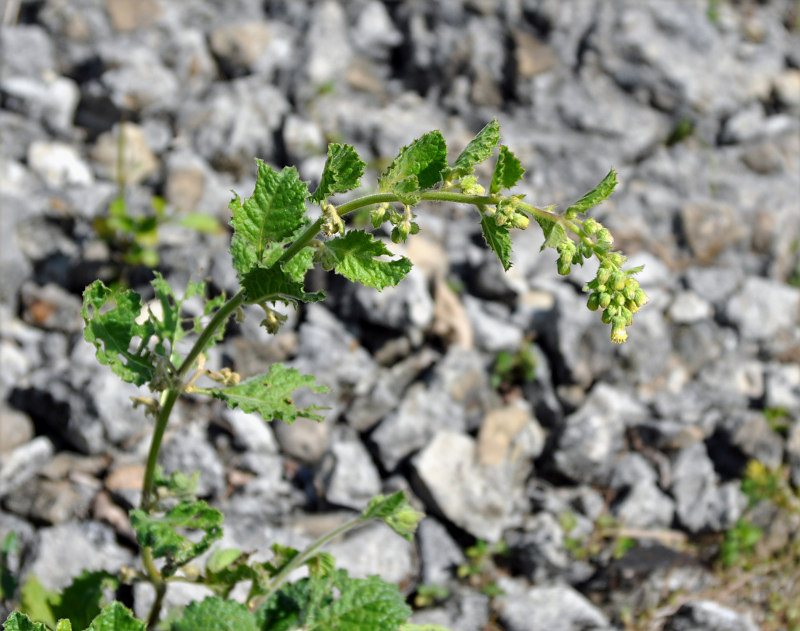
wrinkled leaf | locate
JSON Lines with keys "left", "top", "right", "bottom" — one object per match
{"left": 323, "top": 231, "right": 412, "bottom": 290}
{"left": 171, "top": 597, "right": 257, "bottom": 631}
{"left": 2, "top": 612, "right": 48, "bottom": 631}
{"left": 379, "top": 131, "right": 447, "bottom": 194}
{"left": 446, "top": 119, "right": 500, "bottom": 180}
{"left": 311, "top": 144, "right": 365, "bottom": 203}
{"left": 479, "top": 214, "right": 513, "bottom": 271}
{"left": 240, "top": 265, "right": 325, "bottom": 307}
{"left": 210, "top": 363, "right": 328, "bottom": 424}
{"left": 87, "top": 602, "right": 144, "bottom": 631}
{"left": 563, "top": 168, "right": 617, "bottom": 218}
{"left": 490, "top": 145, "right": 525, "bottom": 195}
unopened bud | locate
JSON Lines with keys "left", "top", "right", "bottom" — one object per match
{"left": 510, "top": 213, "right": 530, "bottom": 230}
{"left": 599, "top": 292, "right": 612, "bottom": 309}
{"left": 587, "top": 292, "right": 600, "bottom": 311}
{"left": 583, "top": 217, "right": 601, "bottom": 235}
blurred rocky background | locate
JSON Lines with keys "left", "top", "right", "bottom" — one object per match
{"left": 1, "top": 0, "right": 799, "bottom": 629}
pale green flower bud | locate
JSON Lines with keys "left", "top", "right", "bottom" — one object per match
{"left": 599, "top": 292, "right": 612, "bottom": 309}
{"left": 587, "top": 292, "right": 600, "bottom": 311}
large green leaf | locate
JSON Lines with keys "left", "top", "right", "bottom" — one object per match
{"left": 446, "top": 119, "right": 500, "bottom": 180}
{"left": 81, "top": 281, "right": 155, "bottom": 386}
{"left": 258, "top": 571, "right": 412, "bottom": 631}
{"left": 323, "top": 231, "right": 412, "bottom": 290}
{"left": 310, "top": 144, "right": 365, "bottom": 203}
{"left": 379, "top": 131, "right": 447, "bottom": 194}
{"left": 479, "top": 214, "right": 513, "bottom": 271}
{"left": 563, "top": 168, "right": 617, "bottom": 218}
{"left": 171, "top": 597, "right": 257, "bottom": 631}
{"left": 490, "top": 145, "right": 525, "bottom": 195}
{"left": 87, "top": 603, "right": 144, "bottom": 631}
{"left": 51, "top": 571, "right": 118, "bottom": 631}
{"left": 229, "top": 162, "right": 310, "bottom": 275}
{"left": 2, "top": 612, "right": 48, "bottom": 631}
{"left": 210, "top": 363, "right": 328, "bottom": 424}
{"left": 129, "top": 501, "right": 223, "bottom": 576}
{"left": 240, "top": 265, "right": 325, "bottom": 306}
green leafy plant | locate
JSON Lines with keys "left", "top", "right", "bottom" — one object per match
{"left": 456, "top": 539, "right": 509, "bottom": 597}
{"left": 490, "top": 343, "right": 537, "bottom": 391}
{"left": 4, "top": 120, "right": 640, "bottom": 630}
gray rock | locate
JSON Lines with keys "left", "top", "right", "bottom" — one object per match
{"left": 671, "top": 442, "right": 746, "bottom": 533}
{"left": 4, "top": 477, "right": 95, "bottom": 525}
{"left": 349, "top": 267, "right": 434, "bottom": 334}
{"left": 273, "top": 416, "right": 331, "bottom": 464}
{"left": 20, "top": 282, "right": 82, "bottom": 333}
{"left": 1, "top": 25, "right": 56, "bottom": 78}
{"left": 664, "top": 600, "right": 759, "bottom": 631}
{"left": 462, "top": 295, "right": 523, "bottom": 353}
{"left": 412, "top": 429, "right": 532, "bottom": 541}
{"left": 609, "top": 453, "right": 659, "bottom": 490}
{"left": 553, "top": 384, "right": 648, "bottom": 485}
{"left": 319, "top": 433, "right": 382, "bottom": 510}
{"left": 160, "top": 28, "right": 217, "bottom": 95}
{"left": 27, "top": 521, "right": 134, "bottom": 590}
{"left": 668, "top": 290, "right": 713, "bottom": 324}
{"left": 416, "top": 517, "right": 465, "bottom": 586}
{"left": 764, "top": 361, "right": 800, "bottom": 413}
{"left": 505, "top": 512, "right": 577, "bottom": 584}
{"left": 159, "top": 423, "right": 226, "bottom": 499}
{"left": 0, "top": 437, "right": 54, "bottom": 498}
{"left": 351, "top": 1, "right": 402, "bottom": 59}
{"left": 371, "top": 382, "right": 465, "bottom": 472}
{"left": 224, "top": 407, "right": 279, "bottom": 454}
{"left": 1, "top": 75, "right": 80, "bottom": 134}
{"left": 409, "top": 586, "right": 490, "bottom": 631}
{"left": 724, "top": 276, "right": 800, "bottom": 342}
{"left": 614, "top": 480, "right": 676, "bottom": 530}
{"left": 100, "top": 49, "right": 180, "bottom": 114}
{"left": 91, "top": 123, "right": 159, "bottom": 185}
{"left": 0, "top": 406, "right": 34, "bottom": 454}
{"left": 208, "top": 21, "right": 273, "bottom": 76}
{"left": 224, "top": 453, "right": 305, "bottom": 522}
{"left": 27, "top": 141, "right": 94, "bottom": 188}
{"left": 496, "top": 578, "right": 611, "bottom": 631}
{"left": 304, "top": 1, "right": 353, "bottom": 88}
{"left": 714, "top": 409, "right": 784, "bottom": 471}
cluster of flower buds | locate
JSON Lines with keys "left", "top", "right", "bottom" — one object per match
{"left": 584, "top": 260, "right": 648, "bottom": 343}
{"left": 494, "top": 196, "right": 530, "bottom": 230}
{"left": 389, "top": 204, "right": 420, "bottom": 244}
{"left": 321, "top": 202, "right": 345, "bottom": 236}
{"left": 259, "top": 306, "right": 288, "bottom": 335}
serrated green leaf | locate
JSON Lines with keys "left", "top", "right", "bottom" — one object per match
{"left": 479, "top": 214, "right": 513, "bottom": 271}
{"left": 311, "top": 144, "right": 365, "bottom": 203}
{"left": 210, "top": 363, "right": 328, "bottom": 424}
{"left": 391, "top": 177, "right": 422, "bottom": 206}
{"left": 536, "top": 217, "right": 568, "bottom": 251}
{"left": 258, "top": 571, "right": 411, "bottom": 631}
{"left": 305, "top": 552, "right": 336, "bottom": 580}
{"left": 81, "top": 281, "right": 155, "bottom": 386}
{"left": 240, "top": 265, "right": 325, "bottom": 306}
{"left": 171, "top": 597, "right": 257, "bottom": 631}
{"left": 563, "top": 168, "right": 617, "bottom": 217}
{"left": 324, "top": 231, "right": 412, "bottom": 290}
{"left": 2, "top": 612, "right": 48, "bottom": 631}
{"left": 129, "top": 501, "right": 223, "bottom": 576}
{"left": 446, "top": 119, "right": 500, "bottom": 180}
{"left": 87, "top": 602, "right": 144, "bottom": 631}
{"left": 50, "top": 571, "right": 117, "bottom": 631}
{"left": 379, "top": 131, "right": 447, "bottom": 194}
{"left": 490, "top": 145, "right": 525, "bottom": 195}
{"left": 206, "top": 548, "right": 243, "bottom": 574}
{"left": 230, "top": 162, "right": 310, "bottom": 276}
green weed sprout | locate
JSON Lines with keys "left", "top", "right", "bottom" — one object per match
{"left": 4, "top": 120, "right": 642, "bottom": 631}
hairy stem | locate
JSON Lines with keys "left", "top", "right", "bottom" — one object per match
{"left": 248, "top": 515, "right": 366, "bottom": 612}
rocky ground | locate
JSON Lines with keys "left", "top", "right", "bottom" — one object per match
{"left": 2, "top": 0, "right": 800, "bottom": 629}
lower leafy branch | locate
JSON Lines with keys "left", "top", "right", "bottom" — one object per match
{"left": 4, "top": 120, "right": 644, "bottom": 631}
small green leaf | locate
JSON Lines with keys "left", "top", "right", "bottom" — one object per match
{"left": 446, "top": 119, "right": 500, "bottom": 180}
{"left": 479, "top": 214, "right": 513, "bottom": 271}
{"left": 87, "top": 602, "right": 144, "bottom": 631}
{"left": 81, "top": 281, "right": 155, "bottom": 386}
{"left": 536, "top": 217, "right": 568, "bottom": 251}
{"left": 19, "top": 575, "right": 58, "bottom": 629}
{"left": 490, "top": 145, "right": 525, "bottom": 195}
{"left": 240, "top": 265, "right": 325, "bottom": 306}
{"left": 210, "top": 363, "right": 328, "bottom": 424}
{"left": 2, "top": 612, "right": 48, "bottom": 631}
{"left": 311, "top": 144, "right": 366, "bottom": 203}
{"left": 206, "top": 548, "right": 243, "bottom": 574}
{"left": 563, "top": 169, "right": 617, "bottom": 218}
{"left": 129, "top": 501, "right": 223, "bottom": 576}
{"left": 230, "top": 161, "right": 310, "bottom": 275}
{"left": 323, "top": 231, "right": 412, "bottom": 290}
{"left": 171, "top": 597, "right": 257, "bottom": 631}
{"left": 363, "top": 492, "right": 424, "bottom": 542}
{"left": 379, "top": 131, "right": 447, "bottom": 194}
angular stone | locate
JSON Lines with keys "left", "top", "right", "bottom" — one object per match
{"left": 0, "top": 437, "right": 54, "bottom": 498}
{"left": 209, "top": 21, "right": 273, "bottom": 75}
{"left": 28, "top": 141, "right": 93, "bottom": 187}
{"left": 320, "top": 435, "right": 382, "bottom": 510}
{"left": 724, "top": 277, "right": 800, "bottom": 342}
{"left": 91, "top": 123, "right": 159, "bottom": 185}
{"left": 664, "top": 600, "right": 759, "bottom": 631}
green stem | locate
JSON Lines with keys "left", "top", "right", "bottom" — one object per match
{"left": 248, "top": 515, "right": 367, "bottom": 612}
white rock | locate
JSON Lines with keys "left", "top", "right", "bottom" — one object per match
{"left": 28, "top": 141, "right": 94, "bottom": 187}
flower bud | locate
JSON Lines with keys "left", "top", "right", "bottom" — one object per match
{"left": 615, "top": 293, "right": 626, "bottom": 306}
{"left": 599, "top": 292, "right": 612, "bottom": 309}
{"left": 583, "top": 217, "right": 601, "bottom": 235}
{"left": 611, "top": 271, "right": 626, "bottom": 291}
{"left": 623, "top": 279, "right": 637, "bottom": 301}
{"left": 634, "top": 288, "right": 649, "bottom": 307}
{"left": 557, "top": 260, "right": 571, "bottom": 275}
{"left": 597, "top": 228, "right": 613, "bottom": 245}
{"left": 510, "top": 213, "right": 530, "bottom": 230}
{"left": 596, "top": 266, "right": 612, "bottom": 285}
{"left": 587, "top": 292, "right": 600, "bottom": 311}
{"left": 610, "top": 316, "right": 628, "bottom": 343}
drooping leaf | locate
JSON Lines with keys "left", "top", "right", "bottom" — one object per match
{"left": 379, "top": 131, "right": 447, "bottom": 194}
{"left": 129, "top": 501, "right": 223, "bottom": 576}
{"left": 323, "top": 231, "right": 412, "bottom": 290}
{"left": 563, "top": 168, "right": 617, "bottom": 218}
{"left": 258, "top": 571, "right": 412, "bottom": 631}
{"left": 87, "top": 602, "right": 144, "bottom": 631}
{"left": 19, "top": 575, "right": 59, "bottom": 629}
{"left": 311, "top": 144, "right": 366, "bottom": 203}
{"left": 446, "top": 119, "right": 500, "bottom": 180}
{"left": 229, "top": 162, "right": 310, "bottom": 275}
{"left": 479, "top": 214, "right": 513, "bottom": 271}
{"left": 2, "top": 612, "right": 48, "bottom": 631}
{"left": 490, "top": 145, "right": 525, "bottom": 195}
{"left": 81, "top": 281, "right": 155, "bottom": 386}
{"left": 210, "top": 363, "right": 328, "bottom": 424}
{"left": 240, "top": 265, "right": 325, "bottom": 306}
{"left": 171, "top": 597, "right": 257, "bottom": 631}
